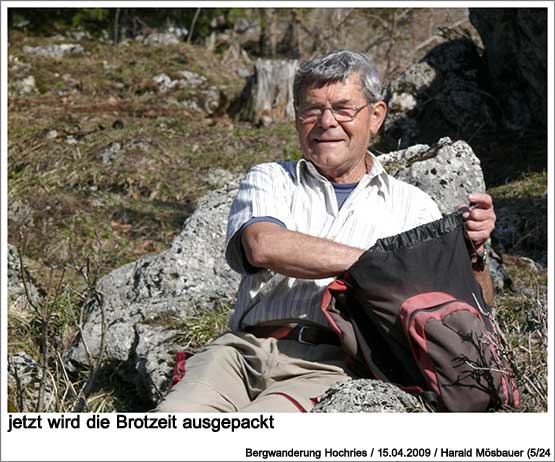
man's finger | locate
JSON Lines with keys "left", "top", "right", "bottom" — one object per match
{"left": 468, "top": 192, "right": 493, "bottom": 209}
{"left": 464, "top": 219, "right": 493, "bottom": 232}
{"left": 467, "top": 208, "right": 495, "bottom": 223}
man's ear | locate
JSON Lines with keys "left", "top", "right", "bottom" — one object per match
{"left": 369, "top": 101, "right": 388, "bottom": 136}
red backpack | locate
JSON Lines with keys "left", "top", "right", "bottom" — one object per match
{"left": 321, "top": 211, "right": 519, "bottom": 412}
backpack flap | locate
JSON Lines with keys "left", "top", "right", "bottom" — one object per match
{"left": 400, "top": 292, "right": 518, "bottom": 411}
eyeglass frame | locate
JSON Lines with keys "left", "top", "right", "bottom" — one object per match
{"left": 295, "top": 101, "right": 374, "bottom": 124}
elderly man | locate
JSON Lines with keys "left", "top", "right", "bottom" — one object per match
{"left": 156, "top": 49, "right": 495, "bottom": 412}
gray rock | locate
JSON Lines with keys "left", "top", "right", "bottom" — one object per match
{"left": 8, "top": 199, "right": 34, "bottom": 227}
{"left": 12, "top": 75, "right": 37, "bottom": 95}
{"left": 23, "top": 43, "right": 84, "bottom": 58}
{"left": 144, "top": 33, "right": 180, "bottom": 46}
{"left": 143, "top": 27, "right": 187, "bottom": 45}
{"left": 100, "top": 142, "right": 122, "bottom": 165}
{"left": 233, "top": 18, "right": 261, "bottom": 45}
{"left": 9, "top": 55, "right": 32, "bottom": 74}
{"left": 66, "top": 175, "right": 242, "bottom": 405}
{"left": 384, "top": 39, "right": 495, "bottom": 149}
{"left": 153, "top": 71, "right": 220, "bottom": 114}
{"left": 378, "top": 137, "right": 486, "bottom": 215}
{"left": 312, "top": 379, "right": 426, "bottom": 413}
{"left": 493, "top": 206, "right": 521, "bottom": 253}
{"left": 153, "top": 73, "right": 177, "bottom": 93}
{"left": 469, "top": 8, "right": 547, "bottom": 129}
{"left": 176, "top": 70, "right": 207, "bottom": 87}
{"left": 8, "top": 243, "right": 41, "bottom": 308}
{"left": 8, "top": 352, "right": 56, "bottom": 412}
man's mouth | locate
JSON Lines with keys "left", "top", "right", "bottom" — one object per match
{"left": 314, "top": 139, "right": 344, "bottom": 143}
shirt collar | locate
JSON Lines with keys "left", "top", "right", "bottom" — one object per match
{"left": 297, "top": 150, "right": 390, "bottom": 190}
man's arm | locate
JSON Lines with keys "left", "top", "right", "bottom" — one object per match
{"left": 462, "top": 192, "right": 496, "bottom": 306}
{"left": 241, "top": 221, "right": 364, "bottom": 279}
{"left": 473, "top": 265, "right": 494, "bottom": 306}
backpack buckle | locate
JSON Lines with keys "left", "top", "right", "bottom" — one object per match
{"left": 297, "top": 326, "right": 311, "bottom": 344}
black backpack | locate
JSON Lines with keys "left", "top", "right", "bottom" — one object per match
{"left": 321, "top": 210, "right": 519, "bottom": 412}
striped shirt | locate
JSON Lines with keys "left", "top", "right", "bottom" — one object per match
{"left": 225, "top": 153, "right": 442, "bottom": 330}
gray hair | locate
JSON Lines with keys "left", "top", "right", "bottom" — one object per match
{"left": 293, "top": 49, "right": 383, "bottom": 108}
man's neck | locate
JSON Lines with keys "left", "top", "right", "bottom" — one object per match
{"left": 323, "top": 154, "right": 373, "bottom": 184}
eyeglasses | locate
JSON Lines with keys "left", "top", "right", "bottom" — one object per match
{"left": 296, "top": 102, "right": 371, "bottom": 124}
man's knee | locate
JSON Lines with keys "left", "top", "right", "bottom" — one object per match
{"left": 155, "top": 381, "right": 237, "bottom": 413}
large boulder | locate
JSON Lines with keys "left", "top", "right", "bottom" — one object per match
{"left": 384, "top": 10, "right": 547, "bottom": 149}
{"left": 383, "top": 38, "right": 495, "bottom": 149}
{"left": 378, "top": 136, "right": 485, "bottom": 215}
{"left": 469, "top": 8, "right": 547, "bottom": 130}
{"left": 66, "top": 170, "right": 242, "bottom": 406}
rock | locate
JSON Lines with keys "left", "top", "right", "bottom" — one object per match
{"left": 469, "top": 8, "right": 547, "bottom": 129}
{"left": 8, "top": 352, "right": 56, "bottom": 412}
{"left": 384, "top": 39, "right": 496, "bottom": 149}
{"left": 22, "top": 43, "right": 84, "bottom": 58}
{"left": 153, "top": 71, "right": 220, "bottom": 114}
{"left": 142, "top": 27, "right": 187, "bottom": 45}
{"left": 66, "top": 174, "right": 243, "bottom": 405}
{"left": 177, "top": 70, "right": 207, "bottom": 87}
{"left": 487, "top": 244, "right": 510, "bottom": 293}
{"left": 312, "top": 379, "right": 427, "bottom": 412}
{"left": 9, "top": 55, "right": 32, "bottom": 74}
{"left": 384, "top": 11, "right": 547, "bottom": 148}
{"left": 153, "top": 73, "right": 177, "bottom": 93}
{"left": 492, "top": 206, "right": 521, "bottom": 253}
{"left": 378, "top": 137, "right": 486, "bottom": 215}
{"left": 8, "top": 243, "right": 41, "bottom": 310}
{"left": 204, "top": 168, "right": 239, "bottom": 188}
{"left": 8, "top": 200, "right": 34, "bottom": 227}
{"left": 12, "top": 75, "right": 37, "bottom": 95}
{"left": 233, "top": 18, "right": 261, "bottom": 45}
{"left": 100, "top": 142, "right": 123, "bottom": 165}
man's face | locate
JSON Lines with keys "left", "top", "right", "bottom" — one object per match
{"left": 295, "top": 74, "right": 386, "bottom": 183}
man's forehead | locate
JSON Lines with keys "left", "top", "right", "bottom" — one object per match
{"left": 302, "top": 74, "right": 364, "bottom": 101}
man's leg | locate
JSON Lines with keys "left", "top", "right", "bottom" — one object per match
{"left": 155, "top": 333, "right": 257, "bottom": 412}
{"left": 240, "top": 340, "right": 352, "bottom": 413}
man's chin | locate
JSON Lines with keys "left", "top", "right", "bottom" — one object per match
{"left": 309, "top": 144, "right": 346, "bottom": 161}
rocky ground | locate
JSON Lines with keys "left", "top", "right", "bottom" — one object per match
{"left": 7, "top": 9, "right": 547, "bottom": 412}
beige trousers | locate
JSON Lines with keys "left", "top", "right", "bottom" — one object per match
{"left": 155, "top": 331, "right": 353, "bottom": 412}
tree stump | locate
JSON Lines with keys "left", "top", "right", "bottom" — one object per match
{"left": 238, "top": 58, "right": 299, "bottom": 126}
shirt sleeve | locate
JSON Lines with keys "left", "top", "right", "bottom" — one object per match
{"left": 225, "top": 163, "right": 293, "bottom": 274}
{"left": 227, "top": 216, "right": 287, "bottom": 274}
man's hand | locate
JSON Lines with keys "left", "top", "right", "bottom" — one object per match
{"left": 460, "top": 192, "right": 496, "bottom": 252}
{"left": 459, "top": 192, "right": 496, "bottom": 305}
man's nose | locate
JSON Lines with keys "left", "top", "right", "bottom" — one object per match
{"left": 319, "top": 107, "right": 339, "bottom": 128}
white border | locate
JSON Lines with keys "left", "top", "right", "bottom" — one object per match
{"left": 1, "top": 1, "right": 553, "bottom": 461}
